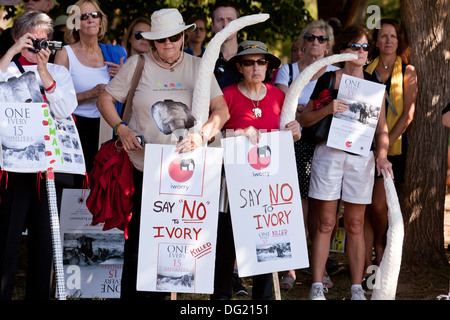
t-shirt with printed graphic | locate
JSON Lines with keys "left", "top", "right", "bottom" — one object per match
{"left": 105, "top": 52, "right": 223, "bottom": 171}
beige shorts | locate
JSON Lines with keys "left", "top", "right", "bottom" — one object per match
{"left": 308, "top": 143, "right": 375, "bottom": 204}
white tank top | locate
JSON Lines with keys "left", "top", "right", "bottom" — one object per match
{"left": 65, "top": 45, "right": 110, "bottom": 118}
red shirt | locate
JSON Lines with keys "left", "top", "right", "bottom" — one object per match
{"left": 222, "top": 83, "right": 284, "bottom": 131}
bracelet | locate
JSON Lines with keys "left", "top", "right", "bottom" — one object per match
{"left": 44, "top": 80, "right": 56, "bottom": 92}
{"left": 114, "top": 121, "right": 127, "bottom": 135}
{"left": 197, "top": 130, "right": 209, "bottom": 144}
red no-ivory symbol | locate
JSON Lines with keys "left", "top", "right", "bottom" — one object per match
{"left": 168, "top": 157, "right": 195, "bottom": 183}
{"left": 248, "top": 145, "right": 271, "bottom": 170}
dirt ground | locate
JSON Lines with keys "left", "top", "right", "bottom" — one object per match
{"left": 195, "top": 196, "right": 450, "bottom": 301}
{"left": 12, "top": 195, "right": 450, "bottom": 301}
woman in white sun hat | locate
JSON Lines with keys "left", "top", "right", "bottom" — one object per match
{"left": 97, "top": 8, "right": 229, "bottom": 300}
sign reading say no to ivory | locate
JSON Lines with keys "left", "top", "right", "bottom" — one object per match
{"left": 222, "top": 131, "right": 309, "bottom": 277}
{"left": 137, "top": 144, "right": 223, "bottom": 294}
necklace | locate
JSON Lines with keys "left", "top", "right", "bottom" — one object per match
{"left": 380, "top": 56, "right": 394, "bottom": 70}
{"left": 150, "top": 40, "right": 185, "bottom": 72}
{"left": 239, "top": 83, "right": 266, "bottom": 117}
{"left": 251, "top": 99, "right": 262, "bottom": 118}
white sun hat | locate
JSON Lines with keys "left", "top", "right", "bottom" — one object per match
{"left": 141, "top": 8, "right": 196, "bottom": 40}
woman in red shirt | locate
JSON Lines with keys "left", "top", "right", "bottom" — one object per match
{"left": 222, "top": 40, "right": 300, "bottom": 144}
{"left": 211, "top": 40, "right": 300, "bottom": 300}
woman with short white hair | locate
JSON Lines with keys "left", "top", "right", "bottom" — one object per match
{"left": 0, "top": 10, "right": 77, "bottom": 300}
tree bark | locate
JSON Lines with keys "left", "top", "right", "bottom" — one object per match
{"left": 400, "top": 0, "right": 450, "bottom": 266}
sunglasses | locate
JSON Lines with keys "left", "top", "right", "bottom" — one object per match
{"left": 134, "top": 31, "right": 144, "bottom": 40}
{"left": 80, "top": 12, "right": 102, "bottom": 21}
{"left": 304, "top": 33, "right": 328, "bottom": 44}
{"left": 240, "top": 59, "right": 269, "bottom": 67}
{"left": 347, "top": 43, "right": 370, "bottom": 51}
{"left": 155, "top": 33, "right": 183, "bottom": 43}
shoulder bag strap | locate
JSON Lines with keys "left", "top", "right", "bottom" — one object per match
{"left": 288, "top": 63, "right": 293, "bottom": 86}
{"left": 13, "top": 57, "right": 26, "bottom": 74}
{"left": 328, "top": 71, "right": 336, "bottom": 92}
{"left": 121, "top": 54, "right": 145, "bottom": 123}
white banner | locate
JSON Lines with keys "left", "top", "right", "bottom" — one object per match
{"left": 137, "top": 144, "right": 223, "bottom": 294}
{"left": 327, "top": 74, "right": 386, "bottom": 156}
{"left": 222, "top": 131, "right": 309, "bottom": 277}
{"left": 60, "top": 189, "right": 124, "bottom": 299}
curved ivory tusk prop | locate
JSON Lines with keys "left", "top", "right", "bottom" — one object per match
{"left": 191, "top": 13, "right": 270, "bottom": 130}
{"left": 371, "top": 170, "right": 404, "bottom": 300}
{"left": 279, "top": 53, "right": 358, "bottom": 129}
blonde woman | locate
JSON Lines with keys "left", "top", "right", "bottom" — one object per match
{"left": 54, "top": 0, "right": 127, "bottom": 178}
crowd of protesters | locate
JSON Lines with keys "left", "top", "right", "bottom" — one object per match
{"left": 0, "top": 0, "right": 418, "bottom": 301}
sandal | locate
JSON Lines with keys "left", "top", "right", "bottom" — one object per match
{"left": 280, "top": 274, "right": 296, "bottom": 290}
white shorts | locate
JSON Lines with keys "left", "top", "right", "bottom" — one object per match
{"left": 308, "top": 143, "right": 375, "bottom": 204}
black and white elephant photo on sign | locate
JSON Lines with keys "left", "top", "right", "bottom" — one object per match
{"left": 0, "top": 71, "right": 43, "bottom": 103}
{"left": 334, "top": 101, "right": 380, "bottom": 128}
{"left": 0, "top": 71, "right": 47, "bottom": 170}
{"left": 151, "top": 99, "right": 197, "bottom": 142}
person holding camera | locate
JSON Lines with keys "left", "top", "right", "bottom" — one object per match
{"left": 0, "top": 10, "right": 77, "bottom": 300}
{"left": 0, "top": 1, "right": 54, "bottom": 59}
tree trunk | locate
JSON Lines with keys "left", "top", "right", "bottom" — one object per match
{"left": 400, "top": 0, "right": 450, "bottom": 266}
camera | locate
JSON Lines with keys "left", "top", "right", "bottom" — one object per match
{"left": 30, "top": 39, "right": 63, "bottom": 53}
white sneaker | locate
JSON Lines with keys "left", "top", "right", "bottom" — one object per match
{"left": 351, "top": 286, "right": 367, "bottom": 300}
{"left": 310, "top": 284, "right": 327, "bottom": 300}
{"left": 322, "top": 272, "right": 334, "bottom": 289}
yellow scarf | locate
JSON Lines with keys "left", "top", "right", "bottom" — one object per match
{"left": 366, "top": 56, "right": 403, "bottom": 155}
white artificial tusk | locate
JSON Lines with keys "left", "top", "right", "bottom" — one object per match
{"left": 371, "top": 169, "right": 404, "bottom": 300}
{"left": 191, "top": 13, "right": 270, "bottom": 130}
{"left": 279, "top": 53, "right": 358, "bottom": 129}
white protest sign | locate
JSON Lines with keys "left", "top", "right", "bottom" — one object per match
{"left": 222, "top": 131, "right": 309, "bottom": 277}
{"left": 0, "top": 102, "right": 85, "bottom": 174}
{"left": 60, "top": 189, "right": 124, "bottom": 299}
{"left": 137, "top": 144, "right": 223, "bottom": 294}
{"left": 327, "top": 74, "right": 386, "bottom": 156}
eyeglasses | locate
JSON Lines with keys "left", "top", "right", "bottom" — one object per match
{"left": 155, "top": 33, "right": 183, "bottom": 43}
{"left": 134, "top": 31, "right": 144, "bottom": 40}
{"left": 347, "top": 43, "right": 370, "bottom": 51}
{"left": 80, "top": 12, "right": 102, "bottom": 21}
{"left": 304, "top": 33, "right": 328, "bottom": 44}
{"left": 240, "top": 59, "right": 269, "bottom": 67}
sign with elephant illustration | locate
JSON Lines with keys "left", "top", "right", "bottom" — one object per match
{"left": 222, "top": 131, "right": 309, "bottom": 277}
{"left": 0, "top": 102, "right": 85, "bottom": 175}
{"left": 0, "top": 71, "right": 85, "bottom": 175}
{"left": 136, "top": 144, "right": 223, "bottom": 294}
{"left": 327, "top": 74, "right": 386, "bottom": 156}
{"left": 60, "top": 189, "right": 124, "bottom": 299}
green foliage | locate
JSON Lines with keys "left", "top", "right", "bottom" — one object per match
{"left": 54, "top": 0, "right": 311, "bottom": 55}
{"left": 2, "top": 0, "right": 312, "bottom": 58}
